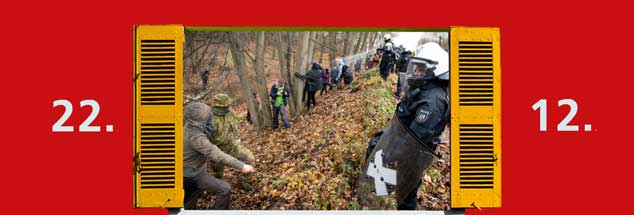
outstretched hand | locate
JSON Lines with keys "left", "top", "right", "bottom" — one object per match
{"left": 241, "top": 164, "right": 255, "bottom": 173}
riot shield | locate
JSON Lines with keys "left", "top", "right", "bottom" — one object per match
{"left": 357, "top": 115, "right": 437, "bottom": 208}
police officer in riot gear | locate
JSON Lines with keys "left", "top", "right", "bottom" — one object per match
{"left": 376, "top": 34, "right": 397, "bottom": 80}
{"left": 377, "top": 42, "right": 397, "bottom": 81}
{"left": 394, "top": 48, "right": 413, "bottom": 97}
{"left": 359, "top": 42, "right": 449, "bottom": 210}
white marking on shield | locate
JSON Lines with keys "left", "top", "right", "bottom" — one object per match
{"left": 366, "top": 149, "right": 397, "bottom": 196}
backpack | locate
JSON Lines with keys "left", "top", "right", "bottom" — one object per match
{"left": 343, "top": 72, "right": 353, "bottom": 85}
{"left": 342, "top": 65, "right": 349, "bottom": 75}
{"left": 330, "top": 69, "right": 340, "bottom": 82}
{"left": 205, "top": 114, "right": 214, "bottom": 140}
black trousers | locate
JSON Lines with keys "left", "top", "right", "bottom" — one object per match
{"left": 320, "top": 83, "right": 329, "bottom": 95}
{"left": 380, "top": 71, "right": 389, "bottom": 81}
{"left": 307, "top": 91, "right": 317, "bottom": 110}
{"left": 397, "top": 180, "right": 422, "bottom": 210}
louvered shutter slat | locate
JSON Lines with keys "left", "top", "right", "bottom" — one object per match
{"left": 450, "top": 27, "right": 502, "bottom": 208}
{"left": 134, "top": 25, "right": 184, "bottom": 208}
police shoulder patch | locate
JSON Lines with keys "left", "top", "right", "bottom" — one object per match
{"left": 416, "top": 109, "right": 431, "bottom": 124}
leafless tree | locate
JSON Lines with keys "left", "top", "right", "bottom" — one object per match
{"left": 306, "top": 32, "right": 316, "bottom": 66}
{"left": 292, "top": 32, "right": 310, "bottom": 114}
{"left": 342, "top": 32, "right": 351, "bottom": 60}
{"left": 254, "top": 32, "right": 273, "bottom": 128}
{"left": 228, "top": 32, "right": 261, "bottom": 130}
{"left": 328, "top": 32, "right": 337, "bottom": 68}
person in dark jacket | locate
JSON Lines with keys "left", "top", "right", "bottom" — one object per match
{"left": 378, "top": 43, "right": 396, "bottom": 81}
{"left": 343, "top": 66, "right": 354, "bottom": 85}
{"left": 269, "top": 79, "right": 291, "bottom": 129}
{"left": 304, "top": 63, "right": 323, "bottom": 110}
{"left": 321, "top": 68, "right": 330, "bottom": 95}
{"left": 335, "top": 59, "right": 347, "bottom": 89}
{"left": 200, "top": 69, "right": 209, "bottom": 89}
{"left": 330, "top": 67, "right": 340, "bottom": 91}
{"left": 354, "top": 58, "right": 362, "bottom": 73}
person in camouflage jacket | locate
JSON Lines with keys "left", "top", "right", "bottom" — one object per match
{"left": 209, "top": 94, "right": 257, "bottom": 192}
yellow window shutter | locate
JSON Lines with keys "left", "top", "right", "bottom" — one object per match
{"left": 450, "top": 27, "right": 502, "bottom": 208}
{"left": 133, "top": 25, "right": 184, "bottom": 208}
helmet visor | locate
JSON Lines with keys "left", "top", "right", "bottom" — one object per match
{"left": 400, "top": 57, "right": 438, "bottom": 93}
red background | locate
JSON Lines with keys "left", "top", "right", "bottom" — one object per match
{"left": 0, "top": 0, "right": 632, "bottom": 214}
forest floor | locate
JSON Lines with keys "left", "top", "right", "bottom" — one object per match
{"left": 192, "top": 68, "right": 451, "bottom": 210}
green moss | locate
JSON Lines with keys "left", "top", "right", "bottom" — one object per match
{"left": 349, "top": 68, "right": 400, "bottom": 209}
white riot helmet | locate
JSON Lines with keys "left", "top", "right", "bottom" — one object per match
{"left": 399, "top": 42, "right": 449, "bottom": 94}
{"left": 415, "top": 42, "right": 449, "bottom": 80}
{"left": 384, "top": 34, "right": 391, "bottom": 42}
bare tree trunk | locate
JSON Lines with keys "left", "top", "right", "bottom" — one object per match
{"left": 254, "top": 32, "right": 273, "bottom": 128}
{"left": 352, "top": 32, "right": 362, "bottom": 55}
{"left": 368, "top": 32, "right": 376, "bottom": 52}
{"left": 352, "top": 33, "right": 361, "bottom": 55}
{"left": 342, "top": 32, "right": 351, "bottom": 60}
{"left": 319, "top": 32, "right": 326, "bottom": 64}
{"left": 292, "top": 32, "right": 310, "bottom": 114}
{"left": 272, "top": 47, "right": 276, "bottom": 60}
{"left": 285, "top": 32, "right": 296, "bottom": 116}
{"left": 375, "top": 32, "right": 383, "bottom": 49}
{"left": 227, "top": 32, "right": 261, "bottom": 130}
{"left": 347, "top": 32, "right": 357, "bottom": 58}
{"left": 276, "top": 33, "right": 287, "bottom": 82}
{"left": 358, "top": 32, "right": 369, "bottom": 54}
{"left": 328, "top": 32, "right": 337, "bottom": 68}
{"left": 306, "top": 32, "right": 316, "bottom": 67}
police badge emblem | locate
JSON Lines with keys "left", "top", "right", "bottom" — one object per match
{"left": 416, "top": 109, "right": 431, "bottom": 123}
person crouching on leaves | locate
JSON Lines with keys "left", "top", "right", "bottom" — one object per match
{"left": 183, "top": 101, "right": 255, "bottom": 209}
{"left": 270, "top": 79, "right": 291, "bottom": 129}
{"left": 209, "top": 94, "right": 257, "bottom": 193}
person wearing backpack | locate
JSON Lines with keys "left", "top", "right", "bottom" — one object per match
{"left": 330, "top": 66, "right": 340, "bottom": 90}
{"left": 343, "top": 63, "right": 354, "bottom": 85}
{"left": 183, "top": 101, "right": 256, "bottom": 209}
{"left": 269, "top": 79, "right": 291, "bottom": 129}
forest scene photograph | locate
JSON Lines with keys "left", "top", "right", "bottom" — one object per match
{"left": 180, "top": 29, "right": 451, "bottom": 210}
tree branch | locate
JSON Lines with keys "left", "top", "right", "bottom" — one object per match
{"left": 310, "top": 37, "right": 338, "bottom": 51}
